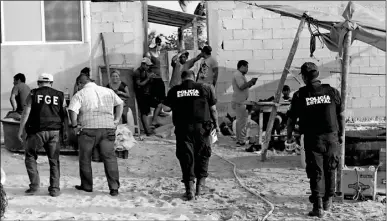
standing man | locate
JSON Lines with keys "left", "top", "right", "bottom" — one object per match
{"left": 170, "top": 51, "right": 203, "bottom": 89}
{"left": 286, "top": 62, "right": 343, "bottom": 218}
{"left": 10, "top": 73, "right": 31, "bottom": 116}
{"left": 17, "top": 73, "right": 66, "bottom": 197}
{"left": 68, "top": 74, "right": 123, "bottom": 196}
{"left": 133, "top": 57, "right": 162, "bottom": 135}
{"left": 231, "top": 60, "right": 257, "bottom": 147}
{"left": 163, "top": 70, "right": 220, "bottom": 201}
{"left": 196, "top": 46, "right": 218, "bottom": 93}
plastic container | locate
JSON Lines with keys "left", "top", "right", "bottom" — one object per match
{"left": 1, "top": 118, "right": 26, "bottom": 152}
{"left": 126, "top": 108, "right": 135, "bottom": 134}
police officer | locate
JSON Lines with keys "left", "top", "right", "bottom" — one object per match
{"left": 286, "top": 62, "right": 344, "bottom": 218}
{"left": 163, "top": 70, "right": 220, "bottom": 201}
{"left": 18, "top": 73, "right": 66, "bottom": 197}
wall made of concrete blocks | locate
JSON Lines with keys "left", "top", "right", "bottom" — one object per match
{"left": 90, "top": 2, "right": 143, "bottom": 83}
{"left": 210, "top": 1, "right": 385, "bottom": 117}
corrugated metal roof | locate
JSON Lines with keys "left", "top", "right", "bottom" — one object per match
{"left": 148, "top": 5, "right": 206, "bottom": 28}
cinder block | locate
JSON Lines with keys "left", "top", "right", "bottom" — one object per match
{"left": 368, "top": 76, "right": 386, "bottom": 86}
{"left": 218, "top": 50, "right": 234, "bottom": 60}
{"left": 294, "top": 49, "right": 312, "bottom": 59}
{"left": 233, "top": 30, "right": 253, "bottom": 40}
{"left": 222, "top": 19, "right": 243, "bottom": 30}
{"left": 282, "top": 17, "right": 302, "bottom": 28}
{"left": 273, "top": 49, "right": 291, "bottom": 59}
{"left": 272, "top": 28, "right": 297, "bottom": 39}
{"left": 113, "top": 22, "right": 133, "bottom": 32}
{"left": 115, "top": 43, "right": 134, "bottom": 54}
{"left": 243, "top": 40, "right": 263, "bottom": 50}
{"left": 101, "top": 33, "right": 124, "bottom": 48}
{"left": 243, "top": 19, "right": 262, "bottom": 29}
{"left": 106, "top": 3, "right": 121, "bottom": 12}
{"left": 282, "top": 38, "right": 310, "bottom": 49}
{"left": 358, "top": 46, "right": 373, "bottom": 57}
{"left": 215, "top": 1, "right": 236, "bottom": 10}
{"left": 223, "top": 40, "right": 244, "bottom": 50}
{"left": 264, "top": 59, "right": 287, "bottom": 71}
{"left": 108, "top": 54, "right": 125, "bottom": 65}
{"left": 350, "top": 57, "right": 370, "bottom": 67}
{"left": 91, "top": 12, "right": 102, "bottom": 23}
{"left": 232, "top": 50, "right": 253, "bottom": 60}
{"left": 233, "top": 9, "right": 252, "bottom": 18}
{"left": 221, "top": 30, "right": 233, "bottom": 40}
{"left": 351, "top": 98, "right": 371, "bottom": 108}
{"left": 253, "top": 29, "right": 272, "bottom": 40}
{"left": 359, "top": 67, "right": 379, "bottom": 75}
{"left": 378, "top": 67, "right": 385, "bottom": 74}
{"left": 263, "top": 18, "right": 282, "bottom": 29}
{"left": 122, "top": 12, "right": 135, "bottom": 22}
{"left": 252, "top": 8, "right": 281, "bottom": 18}
{"left": 93, "top": 23, "right": 114, "bottom": 34}
{"left": 349, "top": 76, "right": 370, "bottom": 87}
{"left": 312, "top": 48, "right": 332, "bottom": 58}
{"left": 247, "top": 59, "right": 265, "bottom": 71}
{"left": 379, "top": 86, "right": 385, "bottom": 97}
{"left": 102, "top": 12, "right": 123, "bottom": 22}
{"left": 123, "top": 33, "right": 134, "bottom": 42}
{"left": 225, "top": 60, "right": 238, "bottom": 69}
{"left": 235, "top": 1, "right": 251, "bottom": 9}
{"left": 253, "top": 50, "right": 273, "bottom": 59}
{"left": 219, "top": 10, "right": 234, "bottom": 18}
{"left": 262, "top": 39, "right": 283, "bottom": 50}
{"left": 370, "top": 56, "right": 385, "bottom": 67}
{"left": 370, "top": 97, "right": 385, "bottom": 107}
{"left": 349, "top": 87, "right": 361, "bottom": 98}
{"left": 91, "top": 3, "right": 108, "bottom": 13}
{"left": 361, "top": 86, "right": 380, "bottom": 97}
{"left": 352, "top": 40, "right": 369, "bottom": 47}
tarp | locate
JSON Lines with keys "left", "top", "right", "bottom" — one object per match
{"left": 255, "top": 1, "right": 386, "bottom": 55}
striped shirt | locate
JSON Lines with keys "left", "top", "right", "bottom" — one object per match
{"left": 68, "top": 82, "right": 123, "bottom": 129}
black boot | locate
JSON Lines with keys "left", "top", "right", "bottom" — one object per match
{"left": 183, "top": 181, "right": 194, "bottom": 201}
{"left": 323, "top": 196, "right": 332, "bottom": 211}
{"left": 308, "top": 197, "right": 324, "bottom": 218}
{"left": 195, "top": 177, "right": 206, "bottom": 196}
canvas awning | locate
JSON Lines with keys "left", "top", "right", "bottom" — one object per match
{"left": 148, "top": 5, "right": 206, "bottom": 28}
{"left": 254, "top": 1, "right": 386, "bottom": 53}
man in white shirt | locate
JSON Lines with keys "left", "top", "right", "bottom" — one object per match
{"left": 231, "top": 60, "right": 257, "bottom": 147}
{"left": 68, "top": 74, "right": 123, "bottom": 196}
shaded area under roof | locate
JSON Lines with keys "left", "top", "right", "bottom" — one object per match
{"left": 148, "top": 4, "right": 206, "bottom": 28}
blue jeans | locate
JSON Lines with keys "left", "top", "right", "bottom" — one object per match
{"left": 25, "top": 130, "right": 61, "bottom": 192}
{"left": 77, "top": 128, "right": 120, "bottom": 190}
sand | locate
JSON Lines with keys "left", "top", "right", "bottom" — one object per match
{"left": 1, "top": 136, "right": 385, "bottom": 221}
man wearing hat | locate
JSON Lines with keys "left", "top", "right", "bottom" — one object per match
{"left": 286, "top": 62, "right": 344, "bottom": 218}
{"left": 17, "top": 73, "right": 66, "bottom": 197}
{"left": 133, "top": 57, "right": 162, "bottom": 136}
{"left": 170, "top": 50, "right": 203, "bottom": 89}
{"left": 196, "top": 46, "right": 218, "bottom": 91}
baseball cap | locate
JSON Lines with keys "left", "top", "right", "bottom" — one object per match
{"left": 141, "top": 57, "right": 153, "bottom": 65}
{"left": 38, "top": 73, "right": 54, "bottom": 82}
{"left": 201, "top": 45, "right": 212, "bottom": 54}
{"left": 300, "top": 62, "right": 319, "bottom": 79}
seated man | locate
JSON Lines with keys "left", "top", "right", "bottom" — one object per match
{"left": 8, "top": 73, "right": 31, "bottom": 120}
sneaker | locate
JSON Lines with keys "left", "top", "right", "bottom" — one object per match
{"left": 49, "top": 191, "right": 61, "bottom": 197}
{"left": 75, "top": 185, "right": 93, "bottom": 192}
{"left": 110, "top": 189, "right": 119, "bottom": 196}
{"left": 25, "top": 188, "right": 39, "bottom": 195}
{"left": 236, "top": 141, "right": 246, "bottom": 147}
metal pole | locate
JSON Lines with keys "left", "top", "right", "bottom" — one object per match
{"left": 336, "top": 30, "right": 352, "bottom": 196}
{"left": 142, "top": 1, "right": 149, "bottom": 56}
{"left": 261, "top": 13, "right": 308, "bottom": 161}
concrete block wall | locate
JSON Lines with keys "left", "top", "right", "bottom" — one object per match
{"left": 208, "top": 1, "right": 385, "bottom": 118}
{"left": 90, "top": 1, "right": 144, "bottom": 84}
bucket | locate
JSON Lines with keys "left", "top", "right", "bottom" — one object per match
{"left": 1, "top": 118, "right": 26, "bottom": 151}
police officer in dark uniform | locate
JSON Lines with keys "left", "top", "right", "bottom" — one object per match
{"left": 18, "top": 73, "right": 66, "bottom": 197}
{"left": 286, "top": 62, "right": 344, "bottom": 218}
{"left": 163, "top": 70, "right": 220, "bottom": 201}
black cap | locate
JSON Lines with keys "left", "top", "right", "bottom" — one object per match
{"left": 300, "top": 62, "right": 319, "bottom": 80}
{"left": 201, "top": 45, "right": 212, "bottom": 54}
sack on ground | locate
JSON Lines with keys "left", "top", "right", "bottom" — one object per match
{"left": 114, "top": 124, "right": 137, "bottom": 151}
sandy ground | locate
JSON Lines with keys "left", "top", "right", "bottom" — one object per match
{"left": 1, "top": 136, "right": 386, "bottom": 221}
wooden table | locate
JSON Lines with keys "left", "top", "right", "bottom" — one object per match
{"left": 243, "top": 101, "right": 291, "bottom": 146}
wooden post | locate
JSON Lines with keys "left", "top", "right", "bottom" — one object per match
{"left": 178, "top": 27, "right": 185, "bottom": 51}
{"left": 261, "top": 13, "right": 308, "bottom": 161}
{"left": 205, "top": 1, "right": 210, "bottom": 45}
{"left": 100, "top": 33, "right": 110, "bottom": 83}
{"left": 193, "top": 18, "right": 198, "bottom": 50}
{"left": 336, "top": 30, "right": 352, "bottom": 195}
{"left": 142, "top": 1, "right": 149, "bottom": 56}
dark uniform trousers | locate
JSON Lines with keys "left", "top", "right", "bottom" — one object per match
{"left": 25, "top": 131, "right": 61, "bottom": 192}
{"left": 304, "top": 132, "right": 340, "bottom": 200}
{"left": 175, "top": 123, "right": 212, "bottom": 183}
{"left": 77, "top": 128, "right": 120, "bottom": 190}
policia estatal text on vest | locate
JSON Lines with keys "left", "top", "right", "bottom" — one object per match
{"left": 18, "top": 73, "right": 66, "bottom": 197}
{"left": 286, "top": 62, "right": 344, "bottom": 218}
{"left": 163, "top": 70, "right": 220, "bottom": 201}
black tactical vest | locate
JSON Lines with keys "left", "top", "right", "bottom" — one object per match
{"left": 26, "top": 87, "right": 65, "bottom": 134}
{"left": 297, "top": 84, "right": 339, "bottom": 135}
{"left": 171, "top": 81, "right": 211, "bottom": 127}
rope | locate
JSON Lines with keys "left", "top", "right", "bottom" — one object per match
{"left": 156, "top": 138, "right": 275, "bottom": 221}
{"left": 352, "top": 168, "right": 366, "bottom": 201}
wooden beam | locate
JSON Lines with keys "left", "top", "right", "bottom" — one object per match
{"left": 142, "top": 1, "right": 149, "bottom": 56}
{"left": 193, "top": 18, "right": 198, "bottom": 50}
{"left": 178, "top": 27, "right": 185, "bottom": 51}
{"left": 336, "top": 30, "right": 352, "bottom": 196}
{"left": 261, "top": 13, "right": 308, "bottom": 161}
{"left": 100, "top": 33, "right": 111, "bottom": 83}
{"left": 205, "top": 1, "right": 210, "bottom": 44}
